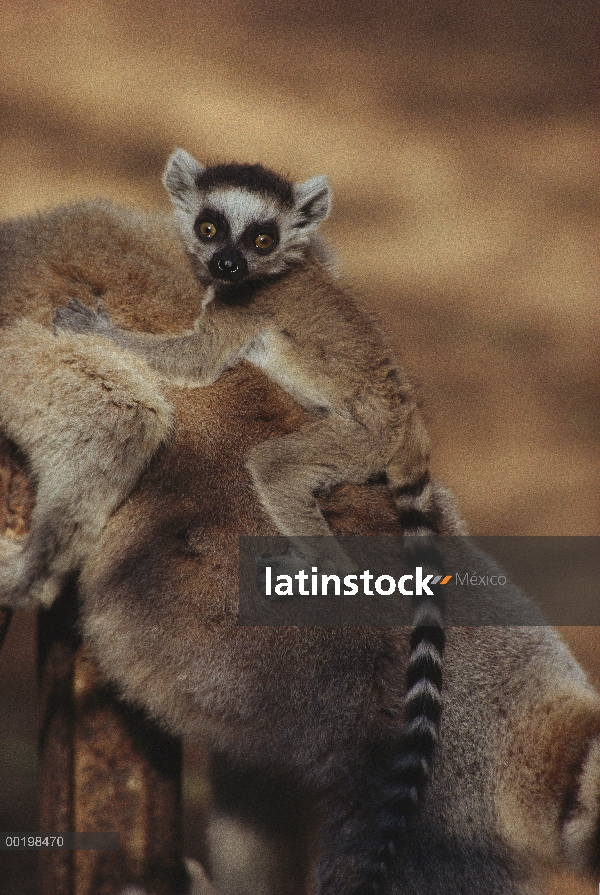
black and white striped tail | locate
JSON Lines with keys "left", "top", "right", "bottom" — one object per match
{"left": 357, "top": 574, "right": 445, "bottom": 895}
{"left": 352, "top": 479, "right": 451, "bottom": 895}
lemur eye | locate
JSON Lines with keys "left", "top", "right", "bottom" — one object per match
{"left": 198, "top": 221, "right": 218, "bottom": 238}
{"left": 254, "top": 233, "right": 274, "bottom": 250}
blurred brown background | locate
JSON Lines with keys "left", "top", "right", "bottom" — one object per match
{"left": 0, "top": 1, "right": 598, "bottom": 892}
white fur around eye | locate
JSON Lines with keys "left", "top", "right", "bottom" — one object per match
{"left": 207, "top": 189, "right": 281, "bottom": 241}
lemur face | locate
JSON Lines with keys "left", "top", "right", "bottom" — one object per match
{"left": 191, "top": 187, "right": 285, "bottom": 285}
{"left": 163, "top": 150, "right": 331, "bottom": 288}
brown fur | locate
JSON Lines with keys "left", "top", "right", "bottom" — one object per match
{"left": 1, "top": 199, "right": 600, "bottom": 893}
{"left": 497, "top": 691, "right": 600, "bottom": 871}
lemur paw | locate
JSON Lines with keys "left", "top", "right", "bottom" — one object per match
{"left": 0, "top": 538, "right": 60, "bottom": 610}
{"left": 0, "top": 538, "right": 31, "bottom": 609}
{"left": 120, "top": 859, "right": 217, "bottom": 895}
{"left": 53, "top": 298, "right": 114, "bottom": 336}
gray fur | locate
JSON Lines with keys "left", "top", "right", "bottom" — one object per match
{"left": 160, "top": 149, "right": 332, "bottom": 289}
{"left": 0, "top": 198, "right": 599, "bottom": 893}
{"left": 0, "top": 320, "right": 172, "bottom": 607}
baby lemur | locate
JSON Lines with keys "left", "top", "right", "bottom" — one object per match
{"left": 55, "top": 149, "right": 437, "bottom": 572}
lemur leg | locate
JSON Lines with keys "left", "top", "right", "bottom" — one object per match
{"left": 246, "top": 416, "right": 381, "bottom": 570}
{"left": 497, "top": 689, "right": 600, "bottom": 879}
{"left": 206, "top": 753, "right": 319, "bottom": 895}
{"left": 0, "top": 320, "right": 172, "bottom": 609}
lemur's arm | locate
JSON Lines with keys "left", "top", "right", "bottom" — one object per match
{"left": 54, "top": 299, "right": 248, "bottom": 386}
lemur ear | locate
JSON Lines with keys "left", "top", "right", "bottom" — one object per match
{"left": 293, "top": 175, "right": 332, "bottom": 229}
{"left": 163, "top": 149, "right": 205, "bottom": 209}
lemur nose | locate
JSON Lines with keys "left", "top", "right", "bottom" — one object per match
{"left": 218, "top": 258, "right": 239, "bottom": 274}
{"left": 209, "top": 248, "right": 248, "bottom": 281}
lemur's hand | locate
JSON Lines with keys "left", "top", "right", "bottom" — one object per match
{"left": 53, "top": 299, "right": 115, "bottom": 336}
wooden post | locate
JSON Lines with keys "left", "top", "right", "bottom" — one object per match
{"left": 1, "top": 435, "right": 188, "bottom": 895}
{"left": 0, "top": 436, "right": 33, "bottom": 651}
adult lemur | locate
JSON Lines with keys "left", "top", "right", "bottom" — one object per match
{"left": 51, "top": 150, "right": 458, "bottom": 892}
{"left": 1, "top": 176, "right": 600, "bottom": 894}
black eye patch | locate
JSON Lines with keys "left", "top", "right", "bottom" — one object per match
{"left": 241, "top": 222, "right": 279, "bottom": 252}
{"left": 194, "top": 208, "right": 230, "bottom": 242}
